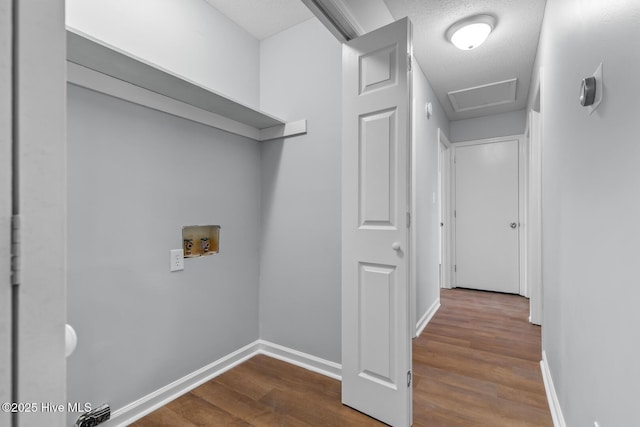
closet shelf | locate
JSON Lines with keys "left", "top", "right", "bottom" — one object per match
{"left": 66, "top": 28, "right": 306, "bottom": 141}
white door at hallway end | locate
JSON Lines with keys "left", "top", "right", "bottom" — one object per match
{"left": 454, "top": 137, "right": 520, "bottom": 294}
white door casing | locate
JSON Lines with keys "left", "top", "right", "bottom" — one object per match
{"left": 454, "top": 137, "right": 521, "bottom": 294}
{"left": 519, "top": 136, "right": 528, "bottom": 297}
{"left": 1, "top": 1, "right": 13, "bottom": 424}
{"left": 528, "top": 110, "right": 543, "bottom": 324}
{"left": 14, "top": 1, "right": 67, "bottom": 425}
{"left": 342, "top": 18, "right": 413, "bottom": 427}
{"left": 438, "top": 129, "right": 452, "bottom": 290}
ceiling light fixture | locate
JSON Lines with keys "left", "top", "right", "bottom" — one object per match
{"left": 446, "top": 15, "right": 496, "bottom": 51}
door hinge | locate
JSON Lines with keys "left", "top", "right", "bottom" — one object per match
{"left": 11, "top": 215, "right": 21, "bottom": 286}
{"left": 407, "top": 54, "right": 412, "bottom": 72}
{"left": 454, "top": 210, "right": 457, "bottom": 218}
{"left": 407, "top": 370, "right": 412, "bottom": 387}
{"left": 454, "top": 265, "right": 457, "bottom": 272}
{"left": 406, "top": 212, "right": 411, "bottom": 228}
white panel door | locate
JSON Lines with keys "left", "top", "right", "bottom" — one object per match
{"left": 342, "top": 18, "right": 412, "bottom": 427}
{"left": 455, "top": 138, "right": 520, "bottom": 293}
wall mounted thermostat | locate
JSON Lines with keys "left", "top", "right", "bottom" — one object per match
{"left": 581, "top": 62, "right": 604, "bottom": 115}
{"left": 580, "top": 76, "right": 596, "bottom": 106}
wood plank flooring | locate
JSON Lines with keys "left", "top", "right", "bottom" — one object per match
{"left": 131, "top": 289, "right": 552, "bottom": 426}
{"left": 412, "top": 289, "right": 551, "bottom": 426}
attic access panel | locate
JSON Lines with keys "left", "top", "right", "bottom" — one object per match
{"left": 448, "top": 78, "right": 517, "bottom": 113}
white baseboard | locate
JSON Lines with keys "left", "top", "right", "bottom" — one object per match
{"left": 105, "top": 341, "right": 258, "bottom": 427}
{"left": 103, "top": 340, "right": 342, "bottom": 426}
{"left": 415, "top": 298, "right": 440, "bottom": 338}
{"left": 540, "top": 350, "right": 566, "bottom": 427}
{"left": 257, "top": 339, "right": 342, "bottom": 380}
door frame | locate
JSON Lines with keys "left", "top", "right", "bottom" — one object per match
{"left": 451, "top": 134, "right": 526, "bottom": 296}
{"left": 519, "top": 133, "right": 529, "bottom": 297}
{"left": 11, "top": 1, "right": 67, "bottom": 425}
{"left": 1, "top": 1, "right": 13, "bottom": 423}
{"left": 527, "top": 70, "right": 543, "bottom": 325}
{"left": 437, "top": 129, "right": 452, "bottom": 289}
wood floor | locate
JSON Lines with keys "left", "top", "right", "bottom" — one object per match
{"left": 131, "top": 289, "right": 552, "bottom": 426}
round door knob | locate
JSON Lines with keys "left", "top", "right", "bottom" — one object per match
{"left": 65, "top": 324, "right": 77, "bottom": 358}
{"left": 392, "top": 242, "right": 401, "bottom": 251}
{"left": 510, "top": 222, "right": 517, "bottom": 229}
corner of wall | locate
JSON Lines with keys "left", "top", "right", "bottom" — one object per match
{"left": 411, "top": 62, "right": 448, "bottom": 329}
{"left": 257, "top": 17, "right": 343, "bottom": 364}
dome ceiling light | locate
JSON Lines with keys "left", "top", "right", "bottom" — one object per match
{"left": 446, "top": 14, "right": 497, "bottom": 51}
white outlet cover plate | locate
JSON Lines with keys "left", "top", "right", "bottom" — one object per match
{"left": 170, "top": 249, "right": 184, "bottom": 272}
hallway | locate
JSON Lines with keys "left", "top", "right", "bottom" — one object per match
{"left": 132, "top": 289, "right": 552, "bottom": 426}
{"left": 413, "top": 289, "right": 551, "bottom": 426}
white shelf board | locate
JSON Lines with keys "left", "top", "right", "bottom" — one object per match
{"left": 66, "top": 27, "right": 306, "bottom": 141}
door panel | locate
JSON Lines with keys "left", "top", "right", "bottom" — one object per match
{"left": 359, "top": 263, "right": 396, "bottom": 386}
{"left": 342, "top": 18, "right": 412, "bottom": 427}
{"left": 360, "top": 45, "right": 397, "bottom": 94}
{"left": 360, "top": 109, "right": 396, "bottom": 227}
{"left": 455, "top": 139, "right": 520, "bottom": 294}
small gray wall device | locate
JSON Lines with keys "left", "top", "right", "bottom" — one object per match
{"left": 580, "top": 76, "right": 597, "bottom": 107}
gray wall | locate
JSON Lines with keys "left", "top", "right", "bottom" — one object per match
{"left": 66, "top": 3, "right": 265, "bottom": 420}
{"left": 66, "top": 0, "right": 260, "bottom": 108}
{"left": 450, "top": 109, "right": 526, "bottom": 142}
{"left": 530, "top": 0, "right": 640, "bottom": 425}
{"left": 258, "top": 18, "right": 343, "bottom": 363}
{"left": 412, "top": 63, "right": 450, "bottom": 327}
{"left": 66, "top": 85, "right": 261, "bottom": 419}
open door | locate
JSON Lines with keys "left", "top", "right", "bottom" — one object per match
{"left": 341, "top": 17, "right": 413, "bottom": 427}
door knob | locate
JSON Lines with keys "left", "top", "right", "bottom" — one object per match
{"left": 65, "top": 324, "right": 77, "bottom": 358}
{"left": 510, "top": 222, "right": 517, "bottom": 229}
{"left": 391, "top": 242, "right": 401, "bottom": 251}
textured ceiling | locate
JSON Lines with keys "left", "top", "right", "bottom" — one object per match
{"left": 383, "top": 0, "right": 547, "bottom": 121}
{"left": 204, "top": 0, "right": 313, "bottom": 40}
{"left": 204, "top": 0, "right": 546, "bottom": 121}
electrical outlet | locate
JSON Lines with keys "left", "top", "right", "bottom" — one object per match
{"left": 170, "top": 249, "right": 184, "bottom": 272}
